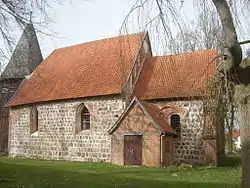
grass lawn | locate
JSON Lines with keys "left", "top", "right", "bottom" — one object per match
{"left": 0, "top": 158, "right": 241, "bottom": 188}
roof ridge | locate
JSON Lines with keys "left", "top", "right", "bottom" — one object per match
{"left": 153, "top": 49, "right": 216, "bottom": 59}
{"left": 55, "top": 31, "right": 145, "bottom": 51}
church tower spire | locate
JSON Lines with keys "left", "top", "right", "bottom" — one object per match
{"left": 0, "top": 23, "right": 43, "bottom": 80}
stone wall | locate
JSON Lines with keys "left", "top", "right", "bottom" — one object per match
{"left": 152, "top": 100, "right": 206, "bottom": 164}
{"left": 8, "top": 96, "right": 216, "bottom": 165}
{"left": 8, "top": 95, "right": 125, "bottom": 162}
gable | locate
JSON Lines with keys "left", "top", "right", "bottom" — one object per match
{"left": 111, "top": 102, "right": 161, "bottom": 134}
{"left": 109, "top": 97, "right": 174, "bottom": 134}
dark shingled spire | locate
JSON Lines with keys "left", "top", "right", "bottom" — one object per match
{"left": 0, "top": 24, "right": 43, "bottom": 80}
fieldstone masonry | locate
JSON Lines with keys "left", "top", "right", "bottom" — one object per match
{"left": 8, "top": 96, "right": 210, "bottom": 165}
{"left": 152, "top": 100, "right": 205, "bottom": 163}
{"left": 8, "top": 95, "right": 125, "bottom": 162}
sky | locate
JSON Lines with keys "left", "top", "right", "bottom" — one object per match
{"left": 36, "top": 0, "right": 196, "bottom": 58}
{"left": 38, "top": 0, "right": 139, "bottom": 58}
{"left": 2, "top": 0, "right": 250, "bottom": 64}
{"left": 34, "top": 0, "right": 250, "bottom": 58}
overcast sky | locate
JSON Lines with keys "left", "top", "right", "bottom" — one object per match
{"left": 3, "top": 0, "right": 250, "bottom": 63}
{"left": 38, "top": 0, "right": 139, "bottom": 58}
{"left": 36, "top": 0, "right": 198, "bottom": 58}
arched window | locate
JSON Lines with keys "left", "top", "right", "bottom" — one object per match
{"left": 81, "top": 106, "right": 90, "bottom": 130}
{"left": 76, "top": 104, "right": 90, "bottom": 133}
{"left": 30, "top": 106, "right": 38, "bottom": 134}
{"left": 170, "top": 114, "right": 181, "bottom": 137}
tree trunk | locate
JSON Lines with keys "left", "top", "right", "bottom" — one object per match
{"left": 229, "top": 131, "right": 233, "bottom": 153}
{"left": 211, "top": 1, "right": 250, "bottom": 188}
{"left": 225, "top": 103, "right": 234, "bottom": 154}
{"left": 242, "top": 144, "right": 250, "bottom": 188}
{"left": 212, "top": 0, "right": 242, "bottom": 73}
{"left": 215, "top": 77, "right": 226, "bottom": 163}
{"left": 238, "top": 97, "right": 250, "bottom": 188}
{"left": 229, "top": 103, "right": 234, "bottom": 153}
{"left": 228, "top": 90, "right": 235, "bottom": 153}
{"left": 227, "top": 128, "right": 233, "bottom": 153}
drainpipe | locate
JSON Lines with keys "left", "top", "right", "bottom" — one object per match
{"left": 160, "top": 132, "right": 164, "bottom": 166}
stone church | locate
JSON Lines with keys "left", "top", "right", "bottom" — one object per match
{"left": 4, "top": 30, "right": 219, "bottom": 167}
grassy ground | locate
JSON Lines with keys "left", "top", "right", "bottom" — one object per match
{"left": 0, "top": 158, "right": 241, "bottom": 188}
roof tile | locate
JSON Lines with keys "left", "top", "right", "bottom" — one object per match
{"left": 140, "top": 101, "right": 174, "bottom": 133}
{"left": 135, "top": 49, "right": 217, "bottom": 100}
{"left": 7, "top": 32, "right": 144, "bottom": 106}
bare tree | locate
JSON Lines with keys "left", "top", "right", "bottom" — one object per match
{"left": 196, "top": 7, "right": 221, "bottom": 49}
{"left": 168, "top": 8, "right": 221, "bottom": 53}
{"left": 0, "top": 0, "right": 60, "bottom": 71}
{"left": 211, "top": 1, "right": 250, "bottom": 187}
{"left": 225, "top": 81, "right": 236, "bottom": 154}
{"left": 167, "top": 26, "right": 202, "bottom": 54}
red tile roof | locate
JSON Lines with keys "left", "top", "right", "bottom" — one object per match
{"left": 135, "top": 49, "right": 217, "bottom": 100}
{"left": 139, "top": 101, "right": 174, "bottom": 133}
{"left": 108, "top": 97, "right": 174, "bottom": 134}
{"left": 7, "top": 32, "right": 145, "bottom": 106}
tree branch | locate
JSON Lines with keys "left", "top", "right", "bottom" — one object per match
{"left": 212, "top": 0, "right": 242, "bottom": 75}
{"left": 239, "top": 40, "right": 250, "bottom": 45}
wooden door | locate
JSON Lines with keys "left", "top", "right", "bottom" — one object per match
{"left": 162, "top": 136, "right": 174, "bottom": 166}
{"left": 0, "top": 108, "right": 9, "bottom": 152}
{"left": 124, "top": 135, "right": 142, "bottom": 166}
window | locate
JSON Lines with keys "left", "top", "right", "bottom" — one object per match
{"left": 81, "top": 107, "right": 90, "bottom": 130}
{"left": 30, "top": 106, "right": 38, "bottom": 134}
{"left": 76, "top": 104, "right": 90, "bottom": 133}
{"left": 170, "top": 114, "right": 181, "bottom": 136}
